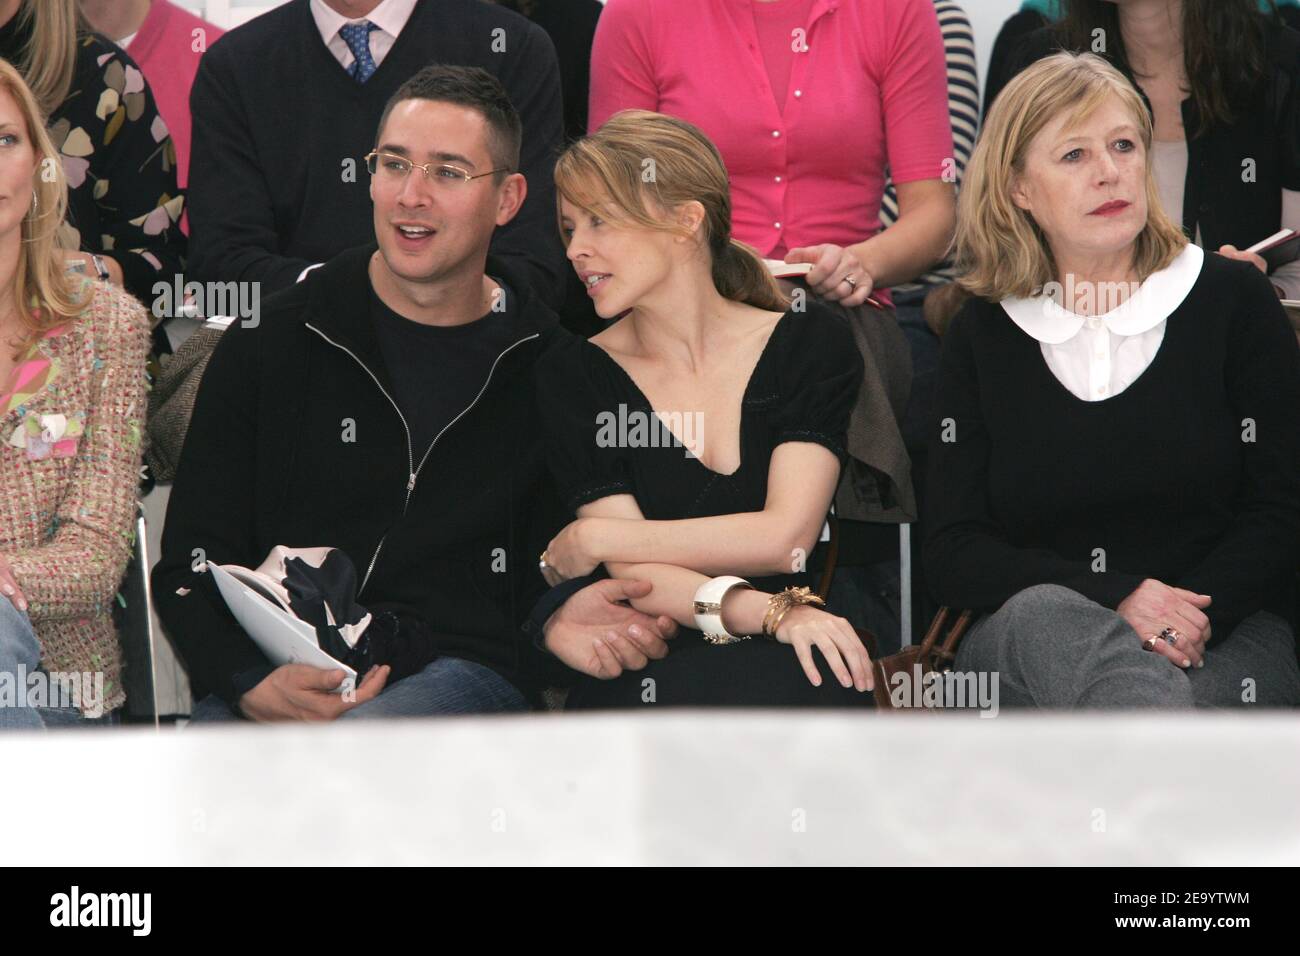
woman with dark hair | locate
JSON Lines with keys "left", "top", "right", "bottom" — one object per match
{"left": 983, "top": 0, "right": 1300, "bottom": 299}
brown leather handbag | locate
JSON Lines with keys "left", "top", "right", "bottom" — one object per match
{"left": 816, "top": 514, "right": 975, "bottom": 710}
{"left": 868, "top": 607, "right": 974, "bottom": 710}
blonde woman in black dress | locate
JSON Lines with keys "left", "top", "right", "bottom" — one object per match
{"left": 536, "top": 110, "right": 875, "bottom": 709}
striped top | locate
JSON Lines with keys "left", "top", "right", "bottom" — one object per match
{"left": 879, "top": 0, "right": 978, "bottom": 292}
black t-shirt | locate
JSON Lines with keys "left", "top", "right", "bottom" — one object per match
{"left": 370, "top": 279, "right": 520, "bottom": 459}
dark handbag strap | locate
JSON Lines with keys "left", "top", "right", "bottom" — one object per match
{"left": 915, "top": 606, "right": 974, "bottom": 672}
{"left": 817, "top": 511, "right": 981, "bottom": 694}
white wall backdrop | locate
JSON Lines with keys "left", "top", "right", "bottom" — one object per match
{"left": 168, "top": 0, "right": 1028, "bottom": 105}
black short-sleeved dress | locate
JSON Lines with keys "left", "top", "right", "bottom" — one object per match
{"left": 536, "top": 303, "right": 871, "bottom": 709}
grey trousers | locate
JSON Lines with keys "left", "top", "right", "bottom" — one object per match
{"left": 954, "top": 585, "right": 1300, "bottom": 708}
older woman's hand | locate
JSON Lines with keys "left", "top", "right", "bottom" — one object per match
{"left": 1116, "top": 579, "right": 1212, "bottom": 669}
{"left": 785, "top": 244, "right": 877, "bottom": 307}
{"left": 0, "top": 555, "right": 28, "bottom": 612}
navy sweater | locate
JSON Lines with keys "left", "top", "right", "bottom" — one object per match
{"left": 187, "top": 0, "right": 567, "bottom": 304}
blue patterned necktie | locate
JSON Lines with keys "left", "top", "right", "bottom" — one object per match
{"left": 339, "top": 20, "right": 379, "bottom": 83}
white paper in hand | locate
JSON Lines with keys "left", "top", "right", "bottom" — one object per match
{"left": 209, "top": 563, "right": 357, "bottom": 693}
{"left": 763, "top": 258, "right": 813, "bottom": 279}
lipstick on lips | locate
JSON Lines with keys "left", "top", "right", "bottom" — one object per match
{"left": 1089, "top": 200, "right": 1131, "bottom": 216}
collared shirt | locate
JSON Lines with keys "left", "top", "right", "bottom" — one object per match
{"left": 999, "top": 243, "right": 1205, "bottom": 402}
{"left": 309, "top": 0, "right": 418, "bottom": 72}
{"left": 589, "top": 0, "right": 953, "bottom": 265}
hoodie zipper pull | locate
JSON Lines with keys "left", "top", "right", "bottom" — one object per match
{"left": 407, "top": 472, "right": 417, "bottom": 492}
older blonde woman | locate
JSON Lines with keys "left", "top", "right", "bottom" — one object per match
{"left": 925, "top": 52, "right": 1300, "bottom": 707}
{"left": 0, "top": 59, "right": 149, "bottom": 729}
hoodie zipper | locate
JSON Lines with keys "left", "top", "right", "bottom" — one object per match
{"left": 305, "top": 323, "right": 540, "bottom": 595}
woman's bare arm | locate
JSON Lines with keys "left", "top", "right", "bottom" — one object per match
{"left": 575, "top": 442, "right": 840, "bottom": 577}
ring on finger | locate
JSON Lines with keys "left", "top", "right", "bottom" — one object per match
{"left": 538, "top": 550, "right": 550, "bottom": 572}
{"left": 842, "top": 275, "right": 857, "bottom": 290}
{"left": 1159, "top": 626, "right": 1181, "bottom": 646}
{"left": 1142, "top": 635, "right": 1158, "bottom": 652}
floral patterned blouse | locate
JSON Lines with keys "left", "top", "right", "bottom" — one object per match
{"left": 0, "top": 15, "right": 186, "bottom": 305}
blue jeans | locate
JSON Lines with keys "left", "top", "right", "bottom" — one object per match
{"left": 189, "top": 655, "right": 529, "bottom": 722}
{"left": 0, "top": 597, "right": 119, "bottom": 730}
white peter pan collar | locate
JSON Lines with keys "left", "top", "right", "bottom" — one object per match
{"left": 1000, "top": 243, "right": 1204, "bottom": 344}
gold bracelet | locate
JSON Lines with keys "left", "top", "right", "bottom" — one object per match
{"left": 768, "top": 603, "right": 798, "bottom": 638}
{"left": 762, "top": 586, "right": 826, "bottom": 639}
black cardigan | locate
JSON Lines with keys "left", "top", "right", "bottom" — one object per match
{"left": 982, "top": 22, "right": 1300, "bottom": 253}
{"left": 151, "top": 246, "right": 571, "bottom": 707}
{"left": 924, "top": 252, "right": 1300, "bottom": 639}
{"left": 186, "top": 0, "right": 567, "bottom": 305}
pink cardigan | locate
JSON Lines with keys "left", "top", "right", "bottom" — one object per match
{"left": 1, "top": 282, "right": 150, "bottom": 714}
{"left": 590, "top": 0, "right": 954, "bottom": 270}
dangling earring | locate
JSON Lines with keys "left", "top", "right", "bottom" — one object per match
{"left": 28, "top": 189, "right": 38, "bottom": 219}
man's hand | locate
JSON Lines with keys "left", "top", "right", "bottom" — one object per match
{"left": 237, "top": 663, "right": 390, "bottom": 722}
{"left": 1116, "top": 579, "right": 1211, "bottom": 669}
{"left": 543, "top": 579, "right": 677, "bottom": 678}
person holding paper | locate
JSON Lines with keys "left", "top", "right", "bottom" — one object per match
{"left": 928, "top": 53, "right": 1300, "bottom": 708}
{"left": 152, "top": 66, "right": 676, "bottom": 723}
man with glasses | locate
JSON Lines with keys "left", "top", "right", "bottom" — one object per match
{"left": 187, "top": 0, "right": 567, "bottom": 307}
{"left": 154, "top": 66, "right": 677, "bottom": 721}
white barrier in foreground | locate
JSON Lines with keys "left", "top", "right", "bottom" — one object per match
{"left": 3, "top": 711, "right": 1297, "bottom": 865}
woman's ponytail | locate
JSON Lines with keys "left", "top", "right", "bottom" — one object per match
{"left": 711, "top": 237, "right": 789, "bottom": 312}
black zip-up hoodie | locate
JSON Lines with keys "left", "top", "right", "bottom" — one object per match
{"left": 152, "top": 245, "right": 571, "bottom": 708}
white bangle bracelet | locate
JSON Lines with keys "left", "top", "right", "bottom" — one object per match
{"left": 692, "top": 575, "right": 754, "bottom": 644}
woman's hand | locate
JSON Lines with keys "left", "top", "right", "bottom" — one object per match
{"left": 774, "top": 604, "right": 874, "bottom": 692}
{"left": 1216, "top": 244, "right": 1269, "bottom": 276}
{"left": 0, "top": 554, "right": 28, "bottom": 612}
{"left": 1116, "top": 578, "right": 1212, "bottom": 669}
{"left": 540, "top": 518, "right": 601, "bottom": 586}
{"left": 785, "top": 243, "right": 876, "bottom": 307}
